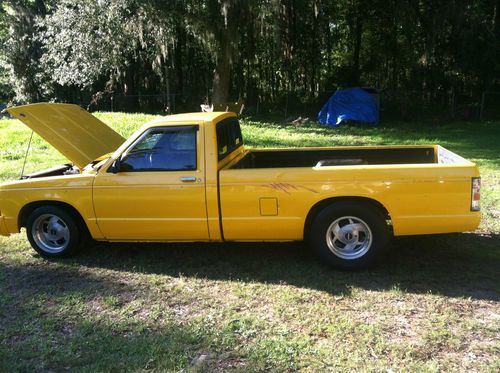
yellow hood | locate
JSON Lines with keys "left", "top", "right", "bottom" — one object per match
{"left": 6, "top": 103, "right": 125, "bottom": 168}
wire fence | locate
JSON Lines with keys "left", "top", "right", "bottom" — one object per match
{"left": 87, "top": 93, "right": 182, "bottom": 114}
{"left": 82, "top": 90, "right": 500, "bottom": 122}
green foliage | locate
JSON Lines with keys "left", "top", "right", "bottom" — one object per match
{"left": 0, "top": 6, "right": 13, "bottom": 100}
{"left": 40, "top": 0, "right": 180, "bottom": 92}
{"left": 0, "top": 0, "right": 52, "bottom": 102}
{"left": 40, "top": 0, "right": 139, "bottom": 88}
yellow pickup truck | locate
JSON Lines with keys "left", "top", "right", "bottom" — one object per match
{"left": 0, "top": 103, "right": 481, "bottom": 269}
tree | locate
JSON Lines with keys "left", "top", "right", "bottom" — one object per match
{"left": 0, "top": 0, "right": 498, "bottom": 117}
{"left": 1, "top": 0, "right": 51, "bottom": 102}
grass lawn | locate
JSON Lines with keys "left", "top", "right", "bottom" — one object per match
{"left": 0, "top": 113, "right": 499, "bottom": 372}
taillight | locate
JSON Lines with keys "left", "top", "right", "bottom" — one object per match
{"left": 471, "top": 177, "right": 480, "bottom": 211}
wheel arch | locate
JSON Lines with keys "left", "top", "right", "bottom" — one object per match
{"left": 18, "top": 200, "right": 90, "bottom": 236}
{"left": 303, "top": 196, "right": 392, "bottom": 240}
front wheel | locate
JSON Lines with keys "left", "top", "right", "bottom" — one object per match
{"left": 309, "top": 202, "right": 391, "bottom": 270}
{"left": 26, "top": 206, "right": 83, "bottom": 258}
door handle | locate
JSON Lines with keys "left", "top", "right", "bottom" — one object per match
{"left": 180, "top": 176, "right": 197, "bottom": 182}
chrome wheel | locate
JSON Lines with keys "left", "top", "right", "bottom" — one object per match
{"left": 325, "top": 216, "right": 372, "bottom": 260}
{"left": 32, "top": 214, "right": 70, "bottom": 254}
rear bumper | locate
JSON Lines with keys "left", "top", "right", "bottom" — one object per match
{"left": 394, "top": 213, "right": 481, "bottom": 236}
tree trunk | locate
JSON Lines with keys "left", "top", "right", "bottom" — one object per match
{"left": 352, "top": 8, "right": 363, "bottom": 86}
{"left": 212, "top": 33, "right": 232, "bottom": 104}
{"left": 174, "top": 24, "right": 185, "bottom": 96}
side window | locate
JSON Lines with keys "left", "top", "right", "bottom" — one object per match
{"left": 216, "top": 118, "right": 243, "bottom": 161}
{"left": 119, "top": 126, "right": 197, "bottom": 172}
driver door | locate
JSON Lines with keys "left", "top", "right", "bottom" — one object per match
{"left": 93, "top": 124, "right": 209, "bottom": 240}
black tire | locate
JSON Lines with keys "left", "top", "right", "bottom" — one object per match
{"left": 309, "top": 202, "right": 391, "bottom": 270}
{"left": 26, "top": 206, "right": 84, "bottom": 258}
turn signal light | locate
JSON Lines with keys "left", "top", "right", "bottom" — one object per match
{"left": 471, "top": 177, "right": 480, "bottom": 211}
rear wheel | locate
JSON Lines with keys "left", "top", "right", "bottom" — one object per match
{"left": 309, "top": 202, "right": 390, "bottom": 270}
{"left": 26, "top": 206, "right": 83, "bottom": 258}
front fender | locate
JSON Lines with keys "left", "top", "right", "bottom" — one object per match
{"left": 0, "top": 174, "right": 103, "bottom": 239}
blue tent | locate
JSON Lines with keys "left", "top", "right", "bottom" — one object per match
{"left": 318, "top": 87, "right": 379, "bottom": 127}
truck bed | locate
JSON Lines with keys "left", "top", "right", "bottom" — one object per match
{"left": 219, "top": 145, "right": 478, "bottom": 241}
{"left": 230, "top": 146, "right": 437, "bottom": 169}
{"left": 228, "top": 145, "right": 470, "bottom": 169}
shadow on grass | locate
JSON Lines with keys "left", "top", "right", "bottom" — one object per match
{"left": 2, "top": 232, "right": 498, "bottom": 302}
{"left": 0, "top": 317, "right": 205, "bottom": 372}
{"left": 1, "top": 232, "right": 498, "bottom": 371}
{"left": 47, "top": 231, "right": 500, "bottom": 302}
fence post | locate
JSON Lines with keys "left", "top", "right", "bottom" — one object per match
{"left": 284, "top": 91, "right": 289, "bottom": 121}
{"left": 450, "top": 88, "right": 455, "bottom": 119}
{"left": 479, "top": 91, "right": 486, "bottom": 121}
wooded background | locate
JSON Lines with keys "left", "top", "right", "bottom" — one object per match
{"left": 1, "top": 0, "right": 499, "bottom": 120}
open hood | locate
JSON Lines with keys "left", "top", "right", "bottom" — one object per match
{"left": 6, "top": 103, "right": 125, "bottom": 169}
